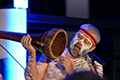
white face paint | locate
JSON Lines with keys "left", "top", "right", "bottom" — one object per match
{"left": 70, "top": 32, "right": 93, "bottom": 57}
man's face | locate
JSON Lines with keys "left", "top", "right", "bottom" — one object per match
{"left": 70, "top": 31, "right": 94, "bottom": 57}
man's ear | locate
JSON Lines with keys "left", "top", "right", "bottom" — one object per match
{"left": 90, "top": 45, "right": 96, "bottom": 52}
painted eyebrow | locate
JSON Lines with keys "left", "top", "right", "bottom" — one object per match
{"left": 85, "top": 38, "right": 91, "bottom": 43}
{"left": 77, "top": 32, "right": 91, "bottom": 42}
{"left": 77, "top": 32, "right": 83, "bottom": 35}
{"left": 80, "top": 28, "right": 97, "bottom": 45}
{"left": 78, "top": 33, "right": 92, "bottom": 43}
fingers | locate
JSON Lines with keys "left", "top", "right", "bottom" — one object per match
{"left": 60, "top": 60, "right": 67, "bottom": 66}
{"left": 59, "top": 50, "right": 71, "bottom": 62}
{"left": 59, "top": 57, "right": 67, "bottom": 62}
{"left": 21, "top": 34, "right": 32, "bottom": 47}
{"left": 21, "top": 35, "right": 25, "bottom": 44}
{"left": 59, "top": 57, "right": 66, "bottom": 66}
{"left": 28, "top": 36, "right": 32, "bottom": 46}
{"left": 59, "top": 57, "right": 69, "bottom": 66}
{"left": 66, "top": 50, "right": 70, "bottom": 59}
{"left": 59, "top": 50, "right": 71, "bottom": 67}
{"left": 24, "top": 34, "right": 31, "bottom": 46}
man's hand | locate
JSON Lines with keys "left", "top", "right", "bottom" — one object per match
{"left": 59, "top": 50, "right": 75, "bottom": 75}
{"left": 21, "top": 34, "right": 36, "bottom": 54}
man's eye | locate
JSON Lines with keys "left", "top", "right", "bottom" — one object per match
{"left": 78, "top": 34, "right": 82, "bottom": 39}
{"left": 84, "top": 39, "right": 91, "bottom": 44}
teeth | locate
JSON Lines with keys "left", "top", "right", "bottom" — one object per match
{"left": 74, "top": 45, "right": 80, "bottom": 51}
{"left": 75, "top": 44, "right": 80, "bottom": 50}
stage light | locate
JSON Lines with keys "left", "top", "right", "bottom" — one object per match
{"left": 14, "top": 0, "right": 28, "bottom": 8}
{"left": 0, "top": 0, "right": 28, "bottom": 8}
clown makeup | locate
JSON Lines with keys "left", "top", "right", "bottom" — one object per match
{"left": 70, "top": 32, "right": 93, "bottom": 58}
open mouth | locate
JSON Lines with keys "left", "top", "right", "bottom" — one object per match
{"left": 74, "top": 43, "right": 81, "bottom": 51}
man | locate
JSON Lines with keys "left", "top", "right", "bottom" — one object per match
{"left": 21, "top": 24, "right": 103, "bottom": 80}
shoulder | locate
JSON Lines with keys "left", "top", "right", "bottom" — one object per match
{"left": 0, "top": 73, "right": 3, "bottom": 80}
